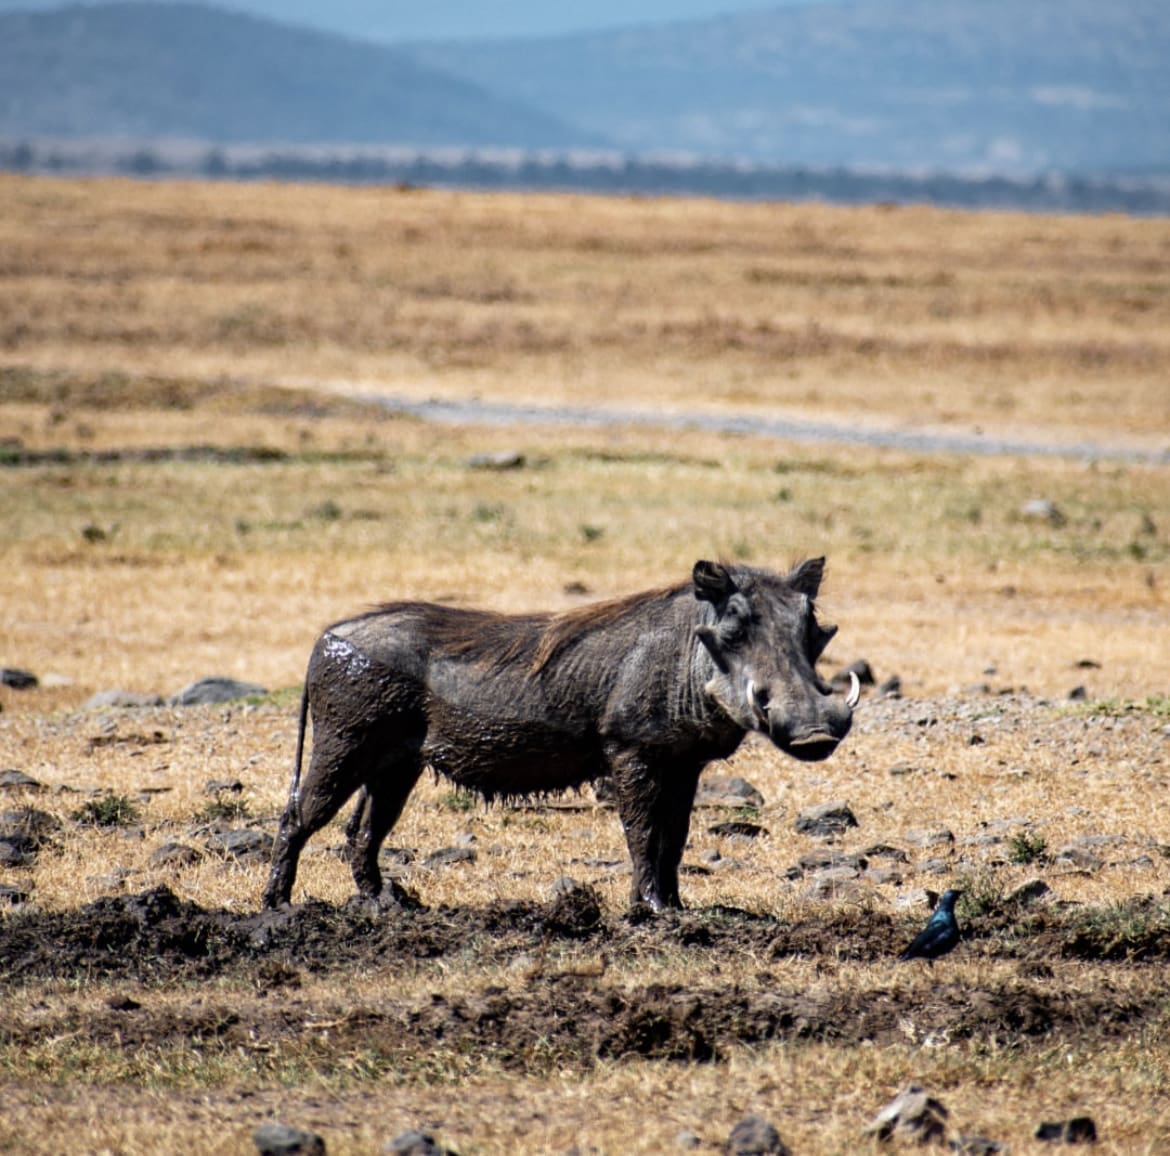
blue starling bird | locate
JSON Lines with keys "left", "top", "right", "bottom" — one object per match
{"left": 900, "top": 889, "right": 962, "bottom": 964}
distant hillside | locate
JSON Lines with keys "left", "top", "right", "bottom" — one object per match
{"left": 410, "top": 0, "right": 1170, "bottom": 175}
{"left": 0, "top": 2, "right": 595, "bottom": 148}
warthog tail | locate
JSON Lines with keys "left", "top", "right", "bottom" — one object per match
{"left": 288, "top": 682, "right": 310, "bottom": 824}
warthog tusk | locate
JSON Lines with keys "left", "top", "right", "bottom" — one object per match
{"left": 845, "top": 670, "right": 862, "bottom": 708}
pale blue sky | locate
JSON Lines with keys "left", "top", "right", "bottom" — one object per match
{"left": 0, "top": 0, "right": 836, "bottom": 42}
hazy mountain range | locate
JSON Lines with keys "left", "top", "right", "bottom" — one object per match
{"left": 1, "top": 0, "right": 1167, "bottom": 177}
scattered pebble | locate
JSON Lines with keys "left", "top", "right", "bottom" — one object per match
{"left": 795, "top": 800, "right": 858, "bottom": 837}
{"left": 864, "top": 1085, "right": 949, "bottom": 1144}
{"left": 724, "top": 1114, "right": 791, "bottom": 1156}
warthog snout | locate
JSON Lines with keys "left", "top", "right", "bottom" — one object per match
{"left": 756, "top": 671, "right": 858, "bottom": 762}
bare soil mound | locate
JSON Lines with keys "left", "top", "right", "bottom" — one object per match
{"left": 3, "top": 884, "right": 1166, "bottom": 1070}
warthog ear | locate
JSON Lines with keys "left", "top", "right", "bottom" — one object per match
{"left": 693, "top": 560, "right": 736, "bottom": 603}
{"left": 786, "top": 556, "right": 827, "bottom": 598}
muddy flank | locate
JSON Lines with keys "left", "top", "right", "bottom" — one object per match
{"left": 2, "top": 880, "right": 1166, "bottom": 1071}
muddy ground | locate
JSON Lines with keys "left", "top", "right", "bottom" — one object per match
{"left": 3, "top": 866, "right": 1169, "bottom": 1073}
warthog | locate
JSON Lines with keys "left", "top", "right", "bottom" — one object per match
{"left": 262, "top": 558, "right": 858, "bottom": 911}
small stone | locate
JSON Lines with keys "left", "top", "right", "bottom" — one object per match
{"left": 675, "top": 1130, "right": 702, "bottom": 1149}
{"left": 797, "top": 849, "right": 868, "bottom": 874}
{"left": 865, "top": 1085, "right": 949, "bottom": 1144}
{"left": 708, "top": 820, "right": 767, "bottom": 839}
{"left": 385, "top": 1129, "right": 452, "bottom": 1155}
{"left": 204, "top": 779, "right": 245, "bottom": 794}
{"left": 864, "top": 843, "right": 910, "bottom": 863}
{"left": 81, "top": 689, "right": 165, "bottom": 709}
{"left": 169, "top": 677, "right": 267, "bottom": 706}
{"left": 950, "top": 1136, "right": 1007, "bottom": 1155}
{"left": 0, "top": 807, "right": 60, "bottom": 848}
{"left": 149, "top": 842, "right": 202, "bottom": 868}
{"left": 0, "top": 841, "right": 33, "bottom": 867}
{"left": 695, "top": 774, "right": 765, "bottom": 809}
{"left": 1035, "top": 1116, "right": 1097, "bottom": 1144}
{"left": 422, "top": 845, "right": 477, "bottom": 867}
{"left": 544, "top": 880, "right": 604, "bottom": 937}
{"left": 906, "top": 828, "right": 955, "bottom": 849}
{"left": 1006, "top": 879, "right": 1052, "bottom": 906}
{"left": 1019, "top": 498, "right": 1066, "bottom": 527}
{"left": 1053, "top": 845, "right": 1103, "bottom": 872}
{"left": 916, "top": 858, "right": 951, "bottom": 875}
{"left": 894, "top": 888, "right": 937, "bottom": 912}
{"left": 725, "top": 1114, "right": 791, "bottom": 1156}
{"left": 801, "top": 866, "right": 862, "bottom": 900}
{"left": 253, "top": 1122, "right": 326, "bottom": 1156}
{"left": 866, "top": 866, "right": 904, "bottom": 886}
{"left": 0, "top": 881, "right": 32, "bottom": 905}
{"left": 1068, "top": 686, "right": 1088, "bottom": 702}
{"left": 205, "top": 829, "right": 273, "bottom": 860}
{"left": 0, "top": 770, "right": 44, "bottom": 793}
{"left": 0, "top": 669, "right": 38, "bottom": 690}
{"left": 831, "top": 659, "right": 875, "bottom": 690}
{"left": 795, "top": 800, "right": 858, "bottom": 837}
{"left": 875, "top": 675, "right": 903, "bottom": 699}
{"left": 466, "top": 450, "right": 526, "bottom": 471}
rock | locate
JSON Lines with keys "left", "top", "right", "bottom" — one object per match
{"left": 253, "top": 1122, "right": 326, "bottom": 1156}
{"left": 864, "top": 843, "right": 910, "bottom": 863}
{"left": 168, "top": 677, "right": 267, "bottom": 706}
{"left": 205, "top": 829, "right": 273, "bottom": 860}
{"left": 1019, "top": 498, "right": 1066, "bottom": 527}
{"left": 875, "top": 674, "right": 903, "bottom": 699}
{"left": 905, "top": 828, "right": 956, "bottom": 849}
{"left": 866, "top": 866, "right": 905, "bottom": 886}
{"left": 384, "top": 1129, "right": 453, "bottom": 1155}
{"left": 708, "top": 820, "right": 768, "bottom": 839}
{"left": 801, "top": 866, "right": 862, "bottom": 900}
{"left": 894, "top": 888, "right": 938, "bottom": 912}
{"left": 544, "top": 879, "right": 604, "bottom": 937}
{"left": 797, "top": 849, "right": 868, "bottom": 874}
{"left": 795, "top": 800, "right": 858, "bottom": 837}
{"left": 466, "top": 450, "right": 526, "bottom": 471}
{"left": 831, "top": 659, "right": 875, "bottom": 690}
{"left": 0, "top": 842, "right": 33, "bottom": 868}
{"left": 950, "top": 1136, "right": 1008, "bottom": 1154}
{"left": 916, "top": 858, "right": 951, "bottom": 875}
{"left": 0, "top": 881, "right": 32, "bottom": 905}
{"left": 675, "top": 1130, "right": 702, "bottom": 1149}
{"left": 149, "top": 842, "right": 202, "bottom": 868}
{"left": 724, "top": 1114, "right": 791, "bottom": 1156}
{"left": 1068, "top": 686, "right": 1088, "bottom": 702}
{"left": 0, "top": 668, "right": 38, "bottom": 690}
{"left": 695, "top": 774, "right": 765, "bottom": 809}
{"left": 865, "top": 1085, "right": 949, "bottom": 1144}
{"left": 1006, "top": 879, "right": 1052, "bottom": 906}
{"left": 1035, "top": 1116, "right": 1097, "bottom": 1144}
{"left": 204, "top": 778, "right": 245, "bottom": 794}
{"left": 1053, "top": 845, "right": 1103, "bottom": 872}
{"left": 0, "top": 769, "right": 44, "bottom": 792}
{"left": 423, "top": 845, "right": 477, "bottom": 867}
{"left": 0, "top": 807, "right": 60, "bottom": 849}
{"left": 81, "top": 689, "right": 165, "bottom": 709}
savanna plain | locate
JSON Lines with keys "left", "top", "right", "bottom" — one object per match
{"left": 1, "top": 174, "right": 1170, "bottom": 1154}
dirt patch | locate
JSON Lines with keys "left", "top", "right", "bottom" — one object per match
{"left": 2, "top": 885, "right": 1167, "bottom": 1070}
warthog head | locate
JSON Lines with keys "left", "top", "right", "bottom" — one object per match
{"left": 693, "top": 558, "right": 856, "bottom": 761}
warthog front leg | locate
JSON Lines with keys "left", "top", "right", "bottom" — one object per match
{"left": 609, "top": 750, "right": 703, "bottom": 911}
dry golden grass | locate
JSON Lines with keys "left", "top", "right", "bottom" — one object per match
{"left": 2, "top": 175, "right": 1170, "bottom": 1154}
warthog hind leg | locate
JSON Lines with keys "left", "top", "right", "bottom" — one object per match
{"left": 345, "top": 761, "right": 423, "bottom": 899}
